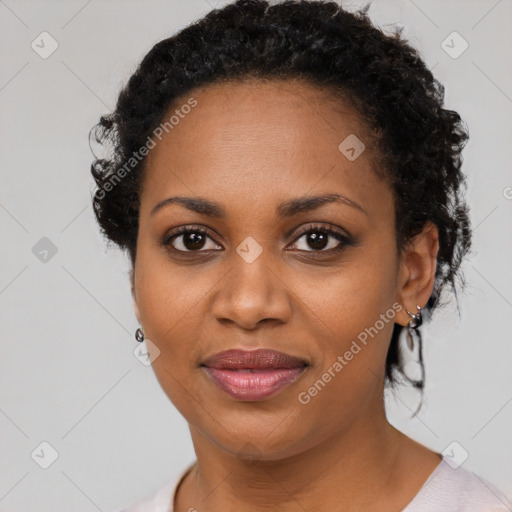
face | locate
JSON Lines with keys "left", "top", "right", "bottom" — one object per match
{"left": 131, "top": 79, "right": 436, "bottom": 461}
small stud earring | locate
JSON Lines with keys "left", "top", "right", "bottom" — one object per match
{"left": 135, "top": 327, "right": 145, "bottom": 343}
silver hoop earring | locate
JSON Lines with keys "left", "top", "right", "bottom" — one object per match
{"left": 406, "top": 305, "right": 422, "bottom": 330}
{"left": 135, "top": 327, "right": 145, "bottom": 343}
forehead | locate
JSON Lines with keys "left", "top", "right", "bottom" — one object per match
{"left": 140, "top": 78, "right": 389, "bottom": 219}
{"left": 148, "top": 78, "right": 366, "bottom": 156}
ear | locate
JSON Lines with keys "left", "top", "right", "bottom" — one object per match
{"left": 396, "top": 221, "right": 439, "bottom": 326}
{"left": 130, "top": 267, "right": 141, "bottom": 325}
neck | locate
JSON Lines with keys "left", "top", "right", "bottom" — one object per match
{"left": 175, "top": 396, "right": 436, "bottom": 512}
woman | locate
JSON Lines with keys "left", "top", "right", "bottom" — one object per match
{"left": 90, "top": 1, "right": 510, "bottom": 510}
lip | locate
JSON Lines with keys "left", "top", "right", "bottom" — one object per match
{"left": 201, "top": 348, "right": 308, "bottom": 401}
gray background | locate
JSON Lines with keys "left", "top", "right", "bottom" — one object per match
{"left": 0, "top": 0, "right": 511, "bottom": 510}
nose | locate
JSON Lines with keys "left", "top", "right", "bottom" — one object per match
{"left": 211, "top": 252, "right": 293, "bottom": 330}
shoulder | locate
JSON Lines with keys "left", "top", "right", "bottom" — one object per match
{"left": 403, "top": 458, "right": 511, "bottom": 512}
{"left": 112, "top": 461, "right": 196, "bottom": 512}
{"left": 114, "top": 480, "right": 175, "bottom": 512}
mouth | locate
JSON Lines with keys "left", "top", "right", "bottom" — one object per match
{"left": 201, "top": 348, "right": 309, "bottom": 401}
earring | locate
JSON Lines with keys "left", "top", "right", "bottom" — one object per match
{"left": 406, "top": 304, "right": 422, "bottom": 329}
{"left": 135, "top": 327, "right": 145, "bottom": 343}
{"left": 401, "top": 304, "right": 425, "bottom": 397}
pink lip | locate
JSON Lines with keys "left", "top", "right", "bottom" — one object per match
{"left": 203, "top": 367, "right": 306, "bottom": 400}
{"left": 201, "top": 348, "right": 308, "bottom": 401}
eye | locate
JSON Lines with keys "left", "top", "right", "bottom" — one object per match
{"left": 288, "top": 223, "right": 352, "bottom": 253}
{"left": 162, "top": 225, "right": 222, "bottom": 252}
{"left": 162, "top": 223, "right": 354, "bottom": 255}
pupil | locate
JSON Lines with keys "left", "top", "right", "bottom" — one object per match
{"left": 308, "top": 232, "right": 327, "bottom": 250}
{"left": 184, "top": 232, "right": 206, "bottom": 250}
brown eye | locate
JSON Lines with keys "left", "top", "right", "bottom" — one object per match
{"left": 300, "top": 231, "right": 330, "bottom": 251}
{"left": 163, "top": 227, "right": 222, "bottom": 252}
{"left": 289, "top": 224, "right": 353, "bottom": 253}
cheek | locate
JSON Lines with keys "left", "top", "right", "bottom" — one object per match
{"left": 293, "top": 246, "right": 398, "bottom": 389}
{"left": 297, "top": 249, "right": 398, "bottom": 341}
{"left": 135, "top": 258, "right": 209, "bottom": 415}
{"left": 292, "top": 276, "right": 396, "bottom": 430}
{"left": 133, "top": 245, "right": 207, "bottom": 374}
{"left": 134, "top": 237, "right": 214, "bottom": 335}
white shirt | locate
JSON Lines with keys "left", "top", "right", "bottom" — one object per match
{"left": 115, "top": 457, "right": 511, "bottom": 512}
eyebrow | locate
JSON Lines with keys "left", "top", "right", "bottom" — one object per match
{"left": 150, "top": 193, "right": 367, "bottom": 218}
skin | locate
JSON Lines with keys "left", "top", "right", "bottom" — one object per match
{"left": 131, "top": 78, "right": 442, "bottom": 512}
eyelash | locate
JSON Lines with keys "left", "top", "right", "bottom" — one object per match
{"left": 161, "top": 223, "right": 354, "bottom": 256}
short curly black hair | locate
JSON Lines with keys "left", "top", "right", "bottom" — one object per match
{"left": 89, "top": 0, "right": 471, "bottom": 393}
